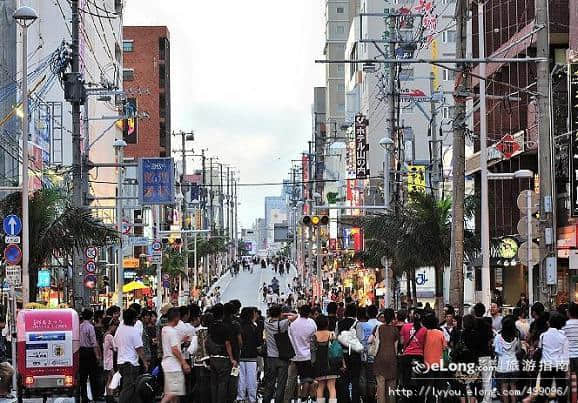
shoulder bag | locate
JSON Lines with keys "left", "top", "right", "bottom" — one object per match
{"left": 274, "top": 320, "right": 295, "bottom": 360}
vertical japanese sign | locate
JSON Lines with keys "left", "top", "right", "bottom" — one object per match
{"left": 407, "top": 165, "right": 426, "bottom": 195}
{"left": 569, "top": 64, "right": 578, "bottom": 216}
{"left": 355, "top": 114, "right": 370, "bottom": 179}
{"left": 139, "top": 158, "right": 175, "bottom": 205}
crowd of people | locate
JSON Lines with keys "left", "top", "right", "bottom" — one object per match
{"left": 73, "top": 294, "right": 577, "bottom": 403}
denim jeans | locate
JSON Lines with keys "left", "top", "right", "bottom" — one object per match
{"left": 262, "top": 356, "right": 289, "bottom": 403}
{"left": 209, "top": 357, "right": 232, "bottom": 403}
{"left": 237, "top": 361, "right": 258, "bottom": 403}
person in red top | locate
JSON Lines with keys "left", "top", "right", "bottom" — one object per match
{"left": 399, "top": 312, "right": 427, "bottom": 402}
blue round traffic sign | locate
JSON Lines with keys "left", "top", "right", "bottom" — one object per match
{"left": 3, "top": 215, "right": 22, "bottom": 236}
{"left": 4, "top": 244, "right": 22, "bottom": 265}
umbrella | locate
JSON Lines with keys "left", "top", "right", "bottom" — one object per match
{"left": 123, "top": 281, "right": 149, "bottom": 293}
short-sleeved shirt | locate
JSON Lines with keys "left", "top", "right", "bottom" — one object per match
{"left": 80, "top": 320, "right": 97, "bottom": 348}
{"left": 265, "top": 319, "right": 290, "bottom": 358}
{"left": 289, "top": 317, "right": 317, "bottom": 362}
{"left": 162, "top": 326, "right": 183, "bottom": 372}
{"left": 208, "top": 320, "right": 232, "bottom": 355}
{"left": 224, "top": 318, "right": 242, "bottom": 360}
{"left": 114, "top": 323, "right": 143, "bottom": 366}
{"left": 400, "top": 323, "right": 427, "bottom": 356}
{"left": 424, "top": 329, "right": 447, "bottom": 366}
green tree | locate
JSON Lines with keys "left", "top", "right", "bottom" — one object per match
{"left": 361, "top": 192, "right": 478, "bottom": 314}
{"left": 162, "top": 248, "right": 187, "bottom": 278}
{"left": 0, "top": 188, "right": 117, "bottom": 301}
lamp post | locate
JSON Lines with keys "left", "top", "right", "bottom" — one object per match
{"left": 13, "top": 6, "right": 38, "bottom": 306}
{"left": 113, "top": 139, "right": 127, "bottom": 307}
{"left": 379, "top": 136, "right": 394, "bottom": 307}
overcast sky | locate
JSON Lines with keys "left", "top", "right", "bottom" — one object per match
{"left": 124, "top": 1, "right": 326, "bottom": 228}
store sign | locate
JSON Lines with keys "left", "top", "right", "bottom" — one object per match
{"left": 496, "top": 134, "right": 521, "bottom": 159}
{"left": 354, "top": 114, "right": 370, "bottom": 179}
{"left": 407, "top": 165, "right": 426, "bottom": 194}
{"left": 569, "top": 63, "right": 578, "bottom": 216}
{"left": 498, "top": 237, "right": 519, "bottom": 259}
{"left": 139, "top": 158, "right": 175, "bottom": 205}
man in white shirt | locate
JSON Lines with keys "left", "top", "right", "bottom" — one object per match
{"left": 288, "top": 304, "right": 317, "bottom": 401}
{"left": 113, "top": 308, "right": 147, "bottom": 393}
{"left": 161, "top": 308, "right": 191, "bottom": 403}
{"left": 563, "top": 302, "right": 578, "bottom": 379}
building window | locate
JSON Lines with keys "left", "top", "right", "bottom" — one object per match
{"left": 338, "top": 64, "right": 344, "bottom": 73}
{"left": 122, "top": 40, "right": 134, "bottom": 52}
{"left": 338, "top": 103, "right": 345, "bottom": 112}
{"left": 443, "top": 30, "right": 456, "bottom": 43}
{"left": 123, "top": 69, "right": 134, "bottom": 81}
{"left": 337, "top": 7, "right": 344, "bottom": 13}
{"left": 336, "top": 25, "right": 345, "bottom": 34}
{"left": 443, "top": 68, "right": 455, "bottom": 81}
{"left": 338, "top": 83, "right": 345, "bottom": 93}
{"left": 399, "top": 67, "right": 414, "bottom": 81}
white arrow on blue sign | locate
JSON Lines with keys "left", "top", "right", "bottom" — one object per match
{"left": 3, "top": 215, "right": 22, "bottom": 236}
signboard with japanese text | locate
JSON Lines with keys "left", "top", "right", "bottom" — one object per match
{"left": 354, "top": 114, "right": 370, "bottom": 179}
{"left": 139, "top": 158, "right": 175, "bottom": 205}
{"left": 407, "top": 165, "right": 426, "bottom": 194}
{"left": 569, "top": 63, "right": 578, "bottom": 216}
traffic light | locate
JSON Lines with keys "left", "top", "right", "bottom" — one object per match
{"left": 302, "top": 215, "right": 329, "bottom": 226}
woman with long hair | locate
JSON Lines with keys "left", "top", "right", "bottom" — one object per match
{"left": 495, "top": 315, "right": 521, "bottom": 403}
{"left": 399, "top": 311, "right": 427, "bottom": 401}
{"left": 311, "top": 314, "right": 341, "bottom": 403}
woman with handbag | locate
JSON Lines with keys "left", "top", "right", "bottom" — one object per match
{"left": 311, "top": 315, "right": 341, "bottom": 403}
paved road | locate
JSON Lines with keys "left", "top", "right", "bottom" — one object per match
{"left": 218, "top": 263, "right": 297, "bottom": 312}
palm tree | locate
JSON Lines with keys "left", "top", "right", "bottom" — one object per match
{"left": 361, "top": 192, "right": 478, "bottom": 315}
{"left": 0, "top": 188, "right": 117, "bottom": 302}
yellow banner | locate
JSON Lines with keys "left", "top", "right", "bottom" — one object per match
{"left": 408, "top": 165, "right": 426, "bottom": 194}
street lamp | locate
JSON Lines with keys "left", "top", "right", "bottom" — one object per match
{"left": 113, "top": 139, "right": 127, "bottom": 307}
{"left": 14, "top": 6, "right": 38, "bottom": 306}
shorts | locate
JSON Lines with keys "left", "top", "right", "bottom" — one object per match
{"left": 164, "top": 371, "right": 185, "bottom": 396}
{"left": 294, "top": 360, "right": 314, "bottom": 383}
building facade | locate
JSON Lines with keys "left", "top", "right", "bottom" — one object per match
{"left": 122, "top": 26, "right": 171, "bottom": 158}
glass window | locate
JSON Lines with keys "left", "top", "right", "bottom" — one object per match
{"left": 337, "top": 25, "right": 345, "bottom": 34}
{"left": 400, "top": 67, "right": 414, "bottom": 81}
{"left": 123, "top": 69, "right": 134, "bottom": 81}
{"left": 122, "top": 40, "right": 134, "bottom": 52}
{"left": 443, "top": 31, "right": 456, "bottom": 43}
{"left": 337, "top": 7, "right": 344, "bottom": 13}
{"left": 443, "top": 69, "right": 455, "bottom": 81}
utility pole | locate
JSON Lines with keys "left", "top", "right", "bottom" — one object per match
{"left": 429, "top": 72, "right": 440, "bottom": 198}
{"left": 535, "top": 0, "right": 556, "bottom": 304}
{"left": 68, "top": 0, "right": 87, "bottom": 309}
{"left": 219, "top": 164, "right": 224, "bottom": 235}
{"left": 176, "top": 130, "right": 194, "bottom": 300}
{"left": 226, "top": 166, "right": 231, "bottom": 265}
{"left": 449, "top": 0, "right": 468, "bottom": 313}
{"left": 234, "top": 176, "right": 238, "bottom": 262}
{"left": 209, "top": 157, "right": 214, "bottom": 233}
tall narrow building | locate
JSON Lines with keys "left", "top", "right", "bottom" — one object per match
{"left": 122, "top": 26, "right": 171, "bottom": 158}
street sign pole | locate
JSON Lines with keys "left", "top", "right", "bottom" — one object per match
{"left": 527, "top": 190, "right": 533, "bottom": 307}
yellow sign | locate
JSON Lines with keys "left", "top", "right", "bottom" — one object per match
{"left": 123, "top": 258, "right": 140, "bottom": 269}
{"left": 407, "top": 165, "right": 426, "bottom": 194}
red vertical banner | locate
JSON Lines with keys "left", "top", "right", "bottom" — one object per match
{"left": 352, "top": 228, "right": 363, "bottom": 252}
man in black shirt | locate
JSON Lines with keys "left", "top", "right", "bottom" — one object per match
{"left": 337, "top": 303, "right": 362, "bottom": 403}
{"left": 208, "top": 303, "right": 236, "bottom": 403}
{"left": 326, "top": 302, "right": 338, "bottom": 333}
{"left": 223, "top": 302, "right": 242, "bottom": 402}
{"left": 472, "top": 303, "right": 493, "bottom": 403}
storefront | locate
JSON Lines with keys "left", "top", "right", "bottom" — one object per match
{"left": 342, "top": 267, "right": 376, "bottom": 306}
{"left": 557, "top": 225, "right": 577, "bottom": 303}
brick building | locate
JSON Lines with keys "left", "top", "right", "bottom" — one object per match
{"left": 122, "top": 26, "right": 171, "bottom": 158}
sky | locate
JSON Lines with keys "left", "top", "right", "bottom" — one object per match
{"left": 124, "top": 1, "right": 326, "bottom": 228}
